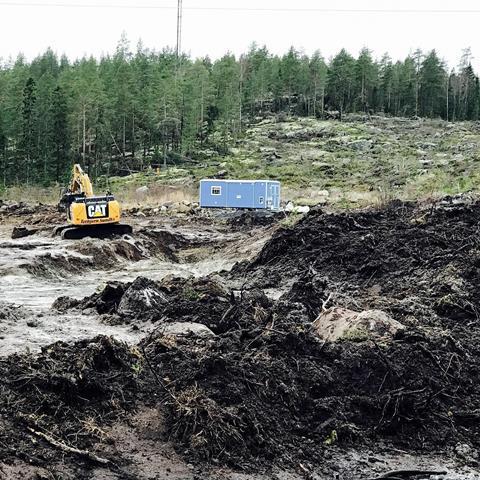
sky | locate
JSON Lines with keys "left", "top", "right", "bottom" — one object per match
{"left": 0, "top": 0, "right": 479, "bottom": 70}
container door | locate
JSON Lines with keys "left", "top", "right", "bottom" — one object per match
{"left": 254, "top": 182, "right": 266, "bottom": 209}
{"left": 274, "top": 183, "right": 280, "bottom": 209}
{"left": 266, "top": 183, "right": 275, "bottom": 210}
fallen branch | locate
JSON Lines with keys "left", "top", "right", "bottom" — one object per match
{"left": 321, "top": 292, "right": 333, "bottom": 312}
{"left": 27, "top": 426, "right": 110, "bottom": 465}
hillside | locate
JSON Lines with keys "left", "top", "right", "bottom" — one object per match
{"left": 98, "top": 115, "right": 480, "bottom": 208}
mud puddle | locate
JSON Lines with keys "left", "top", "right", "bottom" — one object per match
{"left": 0, "top": 219, "right": 266, "bottom": 355}
{"left": 0, "top": 221, "right": 249, "bottom": 309}
{"left": 0, "top": 256, "right": 234, "bottom": 310}
{"left": 0, "top": 309, "right": 145, "bottom": 357}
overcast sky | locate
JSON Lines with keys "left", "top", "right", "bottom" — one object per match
{"left": 0, "top": 0, "right": 479, "bottom": 70}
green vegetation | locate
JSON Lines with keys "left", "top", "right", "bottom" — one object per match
{"left": 0, "top": 40, "right": 479, "bottom": 189}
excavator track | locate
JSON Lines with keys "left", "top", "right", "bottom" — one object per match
{"left": 55, "top": 223, "right": 133, "bottom": 240}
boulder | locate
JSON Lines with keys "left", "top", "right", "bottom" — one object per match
{"left": 117, "top": 277, "right": 169, "bottom": 317}
{"left": 313, "top": 307, "right": 405, "bottom": 342}
{"left": 136, "top": 186, "right": 149, "bottom": 195}
{"left": 159, "top": 322, "right": 215, "bottom": 338}
{"left": 295, "top": 205, "right": 310, "bottom": 214}
{"left": 349, "top": 139, "right": 373, "bottom": 151}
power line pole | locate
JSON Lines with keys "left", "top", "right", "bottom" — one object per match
{"left": 176, "top": 0, "right": 182, "bottom": 60}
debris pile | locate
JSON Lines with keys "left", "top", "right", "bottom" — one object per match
{"left": 242, "top": 199, "right": 480, "bottom": 328}
{"left": 55, "top": 275, "right": 270, "bottom": 334}
{"left": 141, "top": 318, "right": 480, "bottom": 468}
{"left": 3, "top": 198, "right": 480, "bottom": 476}
{"left": 0, "top": 336, "right": 139, "bottom": 468}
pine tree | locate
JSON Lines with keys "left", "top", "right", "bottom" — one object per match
{"left": 20, "top": 77, "right": 37, "bottom": 184}
{"left": 52, "top": 86, "right": 69, "bottom": 181}
{"left": 419, "top": 50, "right": 446, "bottom": 117}
{"left": 0, "top": 109, "right": 6, "bottom": 187}
{"left": 309, "top": 51, "right": 327, "bottom": 117}
{"left": 327, "top": 49, "right": 356, "bottom": 119}
{"left": 355, "top": 48, "right": 377, "bottom": 113}
{"left": 378, "top": 54, "right": 394, "bottom": 113}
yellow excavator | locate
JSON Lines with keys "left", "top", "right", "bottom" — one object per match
{"left": 55, "top": 164, "right": 133, "bottom": 239}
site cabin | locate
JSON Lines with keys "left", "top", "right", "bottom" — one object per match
{"left": 199, "top": 179, "right": 281, "bottom": 210}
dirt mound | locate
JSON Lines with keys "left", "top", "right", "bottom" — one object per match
{"left": 11, "top": 226, "right": 39, "bottom": 239}
{"left": 0, "top": 302, "right": 32, "bottom": 324}
{"left": 22, "top": 251, "right": 95, "bottom": 278}
{"left": 55, "top": 275, "right": 270, "bottom": 334}
{"left": 0, "top": 202, "right": 62, "bottom": 226}
{"left": 140, "top": 316, "right": 480, "bottom": 469}
{"left": 5, "top": 198, "right": 480, "bottom": 475}
{"left": 135, "top": 199, "right": 480, "bottom": 467}
{"left": 23, "top": 238, "right": 145, "bottom": 279}
{"left": 0, "top": 336, "right": 139, "bottom": 472}
{"left": 241, "top": 199, "right": 480, "bottom": 328}
{"left": 72, "top": 237, "right": 145, "bottom": 264}
{"left": 4, "top": 302, "right": 480, "bottom": 474}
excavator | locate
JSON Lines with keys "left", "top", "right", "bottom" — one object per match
{"left": 55, "top": 164, "right": 133, "bottom": 239}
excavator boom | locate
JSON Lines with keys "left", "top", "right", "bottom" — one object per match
{"left": 69, "top": 164, "right": 94, "bottom": 197}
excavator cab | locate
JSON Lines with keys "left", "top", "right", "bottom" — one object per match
{"left": 55, "top": 164, "right": 132, "bottom": 239}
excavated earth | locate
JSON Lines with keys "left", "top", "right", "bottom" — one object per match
{"left": 1, "top": 199, "right": 480, "bottom": 479}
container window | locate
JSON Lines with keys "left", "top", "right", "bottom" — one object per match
{"left": 259, "top": 196, "right": 264, "bottom": 204}
{"left": 211, "top": 186, "right": 222, "bottom": 196}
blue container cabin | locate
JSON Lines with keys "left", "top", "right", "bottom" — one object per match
{"left": 199, "top": 179, "right": 281, "bottom": 210}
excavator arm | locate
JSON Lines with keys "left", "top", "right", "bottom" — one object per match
{"left": 69, "top": 164, "right": 94, "bottom": 197}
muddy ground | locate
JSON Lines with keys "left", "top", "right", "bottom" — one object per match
{"left": 0, "top": 200, "right": 480, "bottom": 479}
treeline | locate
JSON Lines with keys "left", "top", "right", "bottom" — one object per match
{"left": 0, "top": 38, "right": 478, "bottom": 186}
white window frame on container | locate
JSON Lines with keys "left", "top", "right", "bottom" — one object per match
{"left": 211, "top": 186, "right": 222, "bottom": 196}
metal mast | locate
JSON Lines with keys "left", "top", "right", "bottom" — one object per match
{"left": 176, "top": 0, "right": 183, "bottom": 59}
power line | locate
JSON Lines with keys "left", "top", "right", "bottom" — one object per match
{"left": 1, "top": 2, "right": 480, "bottom": 13}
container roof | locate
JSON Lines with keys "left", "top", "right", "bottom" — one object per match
{"left": 200, "top": 179, "right": 280, "bottom": 183}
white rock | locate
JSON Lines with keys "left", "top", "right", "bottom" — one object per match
{"left": 160, "top": 322, "right": 215, "bottom": 337}
{"left": 294, "top": 205, "right": 310, "bottom": 214}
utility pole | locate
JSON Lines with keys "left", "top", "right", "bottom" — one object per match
{"left": 176, "top": 0, "right": 183, "bottom": 60}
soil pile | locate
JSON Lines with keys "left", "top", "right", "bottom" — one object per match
{"left": 0, "top": 302, "right": 32, "bottom": 323}
{"left": 242, "top": 198, "right": 480, "bottom": 328}
{"left": 136, "top": 199, "right": 480, "bottom": 467}
{"left": 3, "top": 198, "right": 480, "bottom": 476}
{"left": 141, "top": 318, "right": 480, "bottom": 468}
{"left": 55, "top": 275, "right": 270, "bottom": 334}
{"left": 0, "top": 336, "right": 139, "bottom": 472}
{"left": 23, "top": 238, "right": 146, "bottom": 279}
